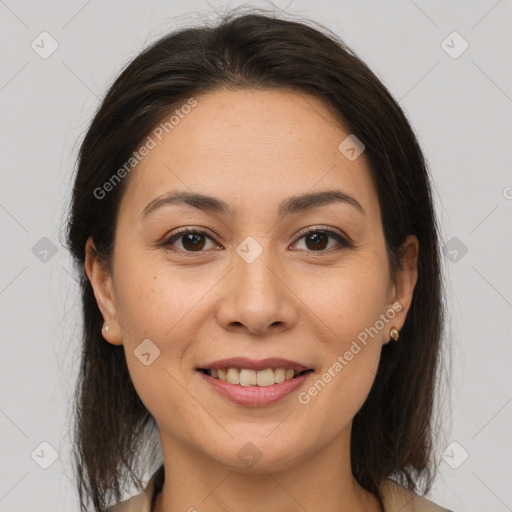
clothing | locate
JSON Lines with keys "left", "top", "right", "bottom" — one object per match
{"left": 107, "top": 465, "right": 453, "bottom": 512}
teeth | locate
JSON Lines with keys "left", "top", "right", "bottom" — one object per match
{"left": 256, "top": 368, "right": 275, "bottom": 387}
{"left": 210, "top": 367, "right": 300, "bottom": 386}
{"left": 274, "top": 368, "right": 286, "bottom": 383}
{"left": 239, "top": 369, "right": 256, "bottom": 386}
{"left": 226, "top": 368, "right": 240, "bottom": 385}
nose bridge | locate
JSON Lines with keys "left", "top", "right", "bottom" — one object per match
{"left": 216, "top": 234, "right": 296, "bottom": 334}
{"left": 237, "top": 235, "right": 281, "bottom": 297}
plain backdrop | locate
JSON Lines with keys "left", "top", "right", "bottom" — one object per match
{"left": 0, "top": 1, "right": 511, "bottom": 511}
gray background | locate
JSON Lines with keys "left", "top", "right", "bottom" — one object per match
{"left": 0, "top": 0, "right": 511, "bottom": 510}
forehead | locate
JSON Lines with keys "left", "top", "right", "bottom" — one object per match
{"left": 118, "top": 88, "right": 378, "bottom": 221}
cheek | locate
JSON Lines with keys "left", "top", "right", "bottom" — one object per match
{"left": 114, "top": 261, "right": 200, "bottom": 431}
{"left": 299, "top": 256, "right": 389, "bottom": 417}
{"left": 111, "top": 256, "right": 198, "bottom": 400}
{"left": 113, "top": 251, "right": 196, "bottom": 340}
{"left": 299, "top": 328, "right": 383, "bottom": 438}
{"left": 316, "top": 259, "right": 390, "bottom": 342}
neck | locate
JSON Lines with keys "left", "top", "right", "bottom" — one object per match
{"left": 152, "top": 427, "right": 383, "bottom": 512}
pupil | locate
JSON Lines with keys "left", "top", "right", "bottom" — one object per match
{"left": 183, "top": 233, "right": 205, "bottom": 251}
{"left": 306, "top": 232, "right": 327, "bottom": 250}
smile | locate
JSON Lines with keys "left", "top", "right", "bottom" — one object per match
{"left": 196, "top": 357, "right": 314, "bottom": 406}
{"left": 199, "top": 367, "right": 312, "bottom": 386}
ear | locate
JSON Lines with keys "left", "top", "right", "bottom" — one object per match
{"left": 385, "top": 234, "right": 419, "bottom": 343}
{"left": 84, "top": 236, "right": 123, "bottom": 346}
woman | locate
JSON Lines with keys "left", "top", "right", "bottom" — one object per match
{"left": 65, "top": 8, "right": 451, "bottom": 512}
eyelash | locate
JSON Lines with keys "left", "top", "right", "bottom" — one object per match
{"left": 161, "top": 226, "right": 353, "bottom": 255}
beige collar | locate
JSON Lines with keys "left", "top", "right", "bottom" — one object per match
{"left": 107, "top": 469, "right": 452, "bottom": 512}
{"left": 380, "top": 479, "right": 452, "bottom": 511}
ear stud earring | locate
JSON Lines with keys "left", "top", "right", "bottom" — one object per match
{"left": 389, "top": 327, "right": 399, "bottom": 342}
{"left": 103, "top": 324, "right": 109, "bottom": 332}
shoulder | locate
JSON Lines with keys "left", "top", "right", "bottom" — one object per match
{"left": 107, "top": 491, "right": 148, "bottom": 512}
{"left": 380, "top": 479, "right": 453, "bottom": 512}
{"left": 106, "top": 472, "right": 453, "bottom": 512}
{"left": 106, "top": 469, "right": 160, "bottom": 512}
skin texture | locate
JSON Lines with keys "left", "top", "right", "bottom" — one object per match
{"left": 85, "top": 88, "right": 418, "bottom": 512}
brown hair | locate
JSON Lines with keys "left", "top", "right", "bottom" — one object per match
{"left": 64, "top": 7, "right": 447, "bottom": 511}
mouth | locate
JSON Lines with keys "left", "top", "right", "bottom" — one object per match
{"left": 196, "top": 357, "right": 314, "bottom": 386}
{"left": 197, "top": 367, "right": 314, "bottom": 386}
{"left": 195, "top": 357, "right": 315, "bottom": 406}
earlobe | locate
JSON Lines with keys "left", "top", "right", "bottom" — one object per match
{"left": 84, "top": 237, "right": 123, "bottom": 346}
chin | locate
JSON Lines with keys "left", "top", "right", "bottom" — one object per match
{"left": 205, "top": 435, "right": 313, "bottom": 474}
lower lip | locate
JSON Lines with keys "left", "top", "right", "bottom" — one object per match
{"left": 198, "top": 370, "right": 314, "bottom": 407}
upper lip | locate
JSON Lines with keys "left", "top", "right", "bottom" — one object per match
{"left": 197, "top": 357, "right": 312, "bottom": 373}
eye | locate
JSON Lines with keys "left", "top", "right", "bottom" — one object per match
{"left": 162, "top": 226, "right": 352, "bottom": 254}
{"left": 162, "top": 227, "right": 222, "bottom": 253}
{"left": 290, "top": 226, "right": 352, "bottom": 252}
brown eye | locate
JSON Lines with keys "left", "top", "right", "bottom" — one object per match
{"left": 163, "top": 228, "right": 220, "bottom": 253}
{"left": 180, "top": 232, "right": 206, "bottom": 251}
{"left": 162, "top": 226, "right": 352, "bottom": 255}
{"left": 291, "top": 228, "right": 352, "bottom": 252}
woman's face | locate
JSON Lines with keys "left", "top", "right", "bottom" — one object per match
{"left": 86, "top": 88, "right": 418, "bottom": 472}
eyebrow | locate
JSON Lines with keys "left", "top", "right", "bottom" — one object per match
{"left": 139, "top": 189, "right": 365, "bottom": 221}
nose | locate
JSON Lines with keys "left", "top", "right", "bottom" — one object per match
{"left": 215, "top": 244, "right": 298, "bottom": 336}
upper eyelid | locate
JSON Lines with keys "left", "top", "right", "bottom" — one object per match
{"left": 295, "top": 225, "right": 346, "bottom": 239}
{"left": 164, "top": 226, "right": 350, "bottom": 248}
